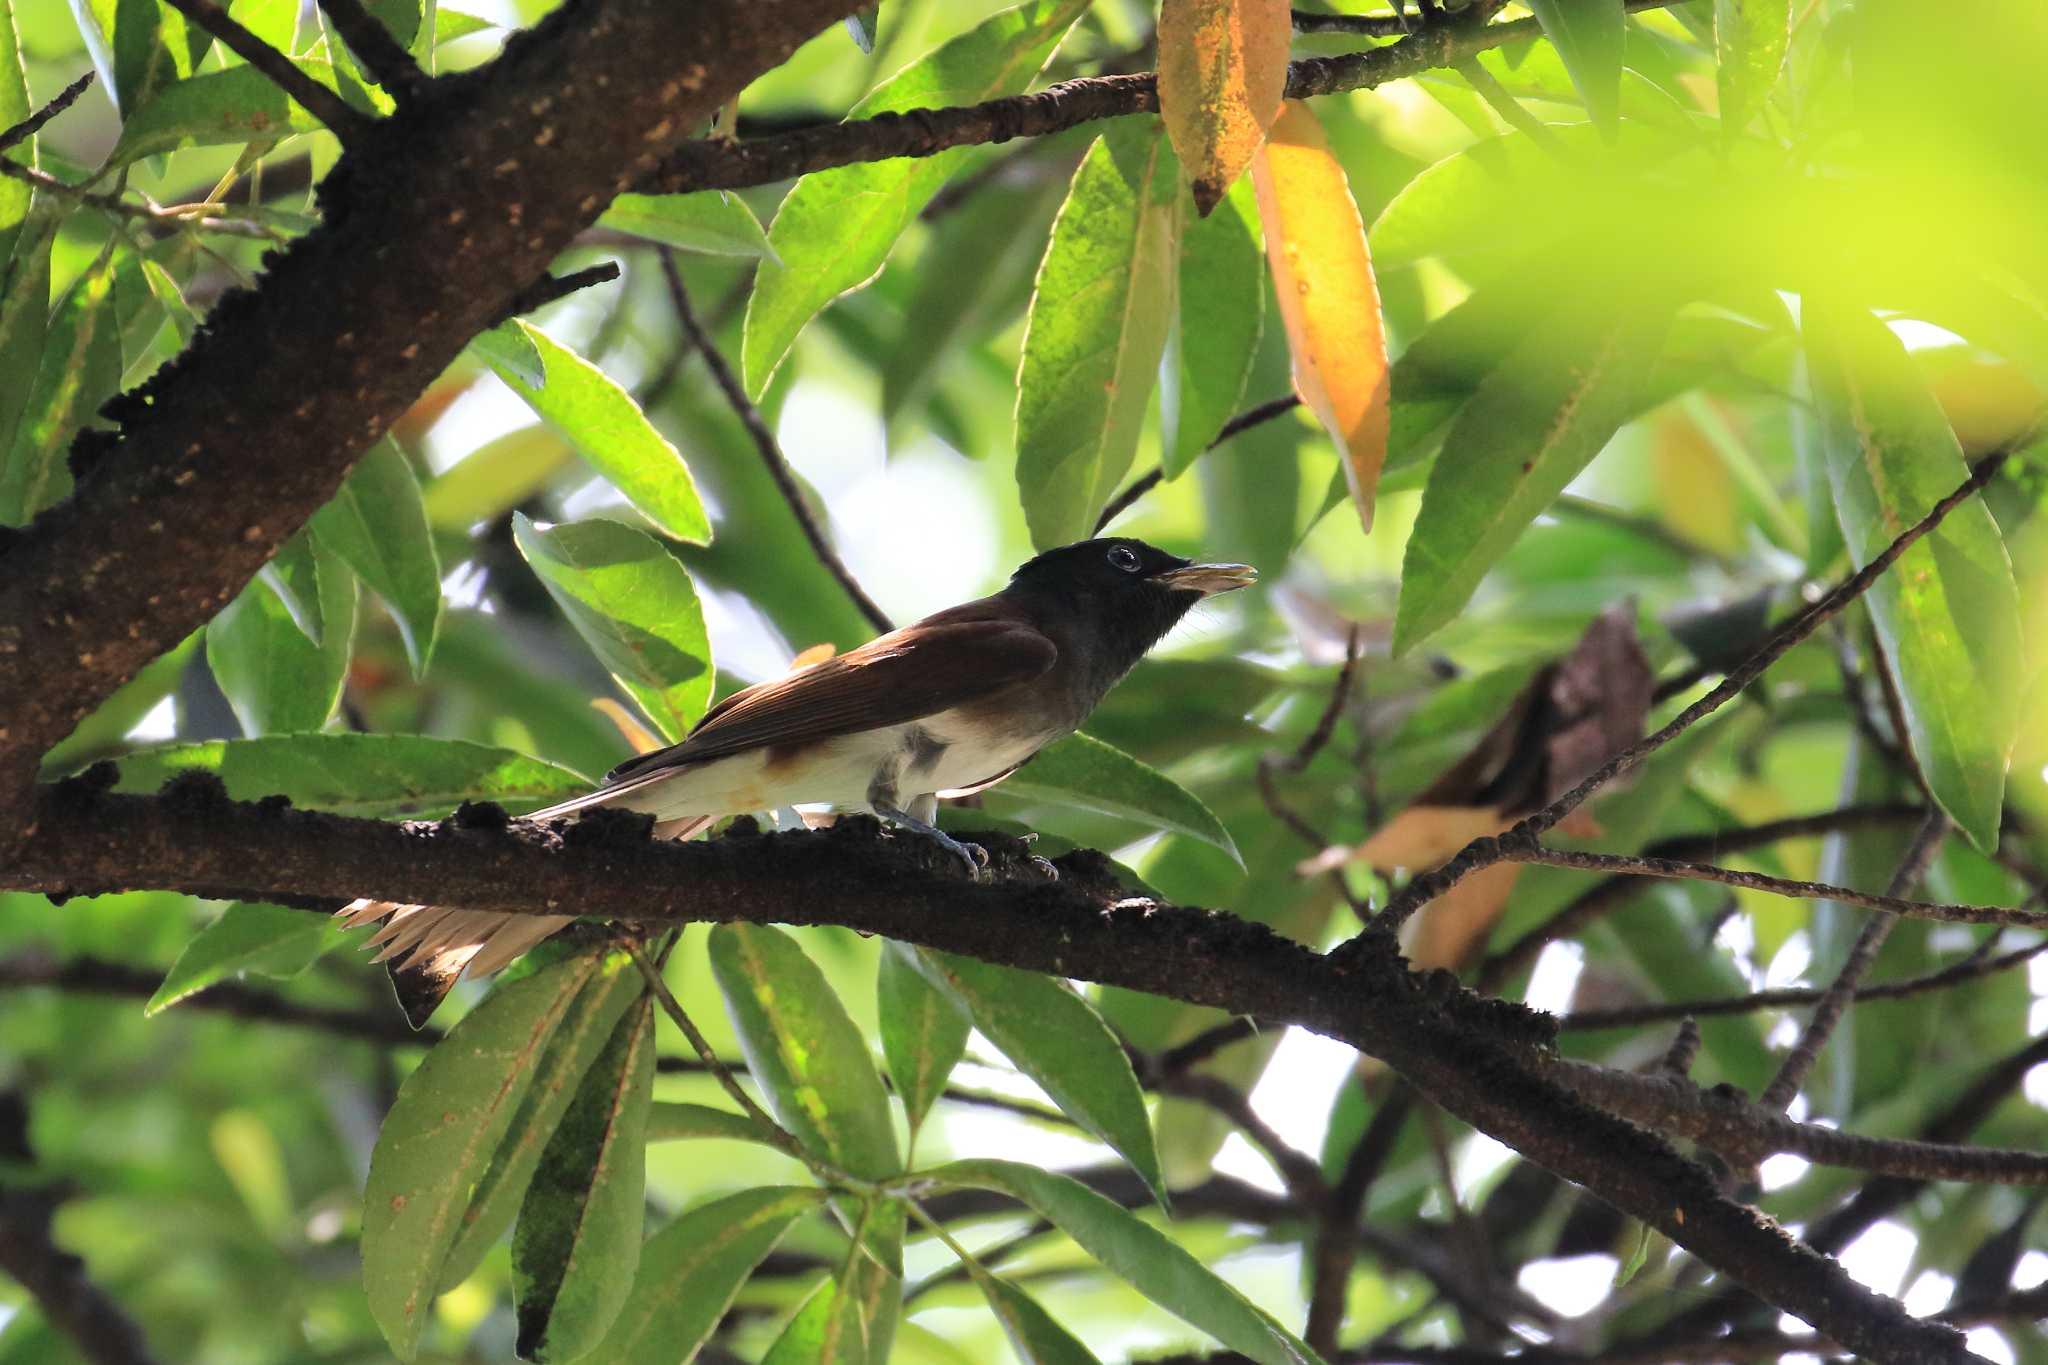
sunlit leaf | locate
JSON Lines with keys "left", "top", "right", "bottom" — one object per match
{"left": 999, "top": 731, "right": 1239, "bottom": 862}
{"left": 206, "top": 533, "right": 357, "bottom": 734}
{"left": 1163, "top": 178, "right": 1264, "bottom": 477}
{"left": 877, "top": 941, "right": 969, "bottom": 1140}
{"left": 1157, "top": 0, "right": 1290, "bottom": 215}
{"left": 1250, "top": 100, "right": 1389, "bottom": 529}
{"left": 0, "top": 249, "right": 119, "bottom": 525}
{"left": 592, "top": 1187, "right": 826, "bottom": 1364}
{"left": 111, "top": 734, "right": 589, "bottom": 816}
{"left": 490, "top": 322, "right": 710, "bottom": 544}
{"left": 645, "top": 1102, "right": 781, "bottom": 1145}
{"left": 910, "top": 949, "right": 1164, "bottom": 1201}
{"left": 422, "top": 425, "right": 571, "bottom": 530}
{"left": 1015, "top": 120, "right": 1180, "bottom": 548}
{"left": 1715, "top": 0, "right": 1789, "bottom": 135}
{"left": 1529, "top": 0, "right": 1625, "bottom": 133}
{"left": 467, "top": 319, "right": 545, "bottom": 388}
{"left": 311, "top": 438, "right": 443, "bottom": 676}
{"left": 708, "top": 924, "right": 900, "bottom": 1179}
{"left": 744, "top": 0, "right": 1091, "bottom": 397}
{"left": 0, "top": 0, "right": 30, "bottom": 265}
{"left": 0, "top": 214, "right": 55, "bottom": 472}
{"left": 512, "top": 513, "right": 713, "bottom": 743}
{"left": 146, "top": 903, "right": 353, "bottom": 1014}
{"left": 600, "top": 191, "right": 774, "bottom": 258}
{"left": 513, "top": 998, "right": 655, "bottom": 1361}
{"left": 1393, "top": 296, "right": 1672, "bottom": 654}
{"left": 927, "top": 1161, "right": 1323, "bottom": 1365}
{"left": 1806, "top": 297, "right": 2021, "bottom": 849}
{"left": 108, "top": 59, "right": 367, "bottom": 163}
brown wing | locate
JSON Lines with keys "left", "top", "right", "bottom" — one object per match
{"left": 601, "top": 598, "right": 1057, "bottom": 785}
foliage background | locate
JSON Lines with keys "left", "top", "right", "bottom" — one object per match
{"left": 2, "top": 1, "right": 2048, "bottom": 1363}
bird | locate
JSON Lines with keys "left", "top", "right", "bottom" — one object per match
{"left": 338, "top": 536, "right": 1256, "bottom": 1026}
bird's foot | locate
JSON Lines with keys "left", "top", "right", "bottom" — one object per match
{"left": 873, "top": 800, "right": 989, "bottom": 881}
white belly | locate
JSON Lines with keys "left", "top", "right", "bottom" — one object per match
{"left": 602, "top": 711, "right": 1058, "bottom": 822}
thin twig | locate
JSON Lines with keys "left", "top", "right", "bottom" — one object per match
{"left": 498, "top": 262, "right": 622, "bottom": 324}
{"left": 659, "top": 250, "right": 894, "bottom": 635}
{"left": 0, "top": 71, "right": 94, "bottom": 155}
{"left": 1504, "top": 841, "right": 2033, "bottom": 930}
{"left": 1758, "top": 810, "right": 1948, "bottom": 1110}
{"left": 162, "top": 0, "right": 373, "bottom": 143}
{"left": 1159, "top": 1072, "right": 1326, "bottom": 1200}
{"left": 1372, "top": 452, "right": 2011, "bottom": 936}
{"left": 1305, "top": 1085, "right": 1415, "bottom": 1354}
{"left": 1094, "top": 395, "right": 1301, "bottom": 532}
{"left": 1560, "top": 931, "right": 2048, "bottom": 1030}
{"left": 315, "top": 0, "right": 425, "bottom": 98}
{"left": 0, "top": 162, "right": 277, "bottom": 238}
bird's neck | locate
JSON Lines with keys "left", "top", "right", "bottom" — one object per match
{"left": 999, "top": 583, "right": 1193, "bottom": 715}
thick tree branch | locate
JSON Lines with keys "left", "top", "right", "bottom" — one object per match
{"left": 0, "top": 782, "right": 1978, "bottom": 1364}
{"left": 162, "top": 0, "right": 374, "bottom": 143}
{"left": 0, "top": 0, "right": 868, "bottom": 839}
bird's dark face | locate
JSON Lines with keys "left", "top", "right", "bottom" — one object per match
{"left": 1004, "top": 538, "right": 1257, "bottom": 691}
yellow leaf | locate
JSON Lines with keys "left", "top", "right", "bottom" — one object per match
{"left": 788, "top": 642, "right": 838, "bottom": 671}
{"left": 1158, "top": 0, "right": 1292, "bottom": 215}
{"left": 1250, "top": 100, "right": 1390, "bottom": 530}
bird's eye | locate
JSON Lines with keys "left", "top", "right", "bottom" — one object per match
{"left": 1107, "top": 545, "right": 1142, "bottom": 574}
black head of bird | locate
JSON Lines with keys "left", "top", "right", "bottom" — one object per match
{"left": 340, "top": 535, "right": 1256, "bottom": 1026}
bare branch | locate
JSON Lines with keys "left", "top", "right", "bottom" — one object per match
{"left": 1370, "top": 453, "right": 2010, "bottom": 937}
{"left": 0, "top": 70, "right": 94, "bottom": 154}
{"left": 1095, "top": 395, "right": 1301, "bottom": 532}
{"left": 1758, "top": 810, "right": 1948, "bottom": 1110}
{"left": 498, "top": 261, "right": 623, "bottom": 323}
{"left": 658, "top": 251, "right": 894, "bottom": 635}
{"left": 315, "top": 0, "right": 426, "bottom": 99}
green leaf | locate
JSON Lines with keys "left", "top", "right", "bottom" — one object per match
{"left": 106, "top": 0, "right": 190, "bottom": 113}
{"left": 762, "top": 1275, "right": 839, "bottom": 1365}
{"left": 0, "top": 250, "right": 119, "bottom": 526}
{"left": 362, "top": 952, "right": 617, "bottom": 1360}
{"left": 109, "top": 59, "right": 364, "bottom": 164}
{"left": 422, "top": 425, "right": 570, "bottom": 530}
{"left": 1015, "top": 121, "right": 1181, "bottom": 548}
{"left": 511, "top": 513, "right": 713, "bottom": 743}
{"left": 467, "top": 320, "right": 545, "bottom": 389}
{"left": 0, "top": 212, "right": 53, "bottom": 471}
{"left": 876, "top": 942, "right": 968, "bottom": 1141}
{"left": 845, "top": 4, "right": 879, "bottom": 52}
{"left": 999, "top": 731, "right": 1239, "bottom": 862}
{"left": 592, "top": 1187, "right": 826, "bottom": 1365}
{"left": 140, "top": 259, "right": 199, "bottom": 344}
{"left": 146, "top": 902, "right": 352, "bottom": 1014}
{"left": 707, "top": 924, "right": 900, "bottom": 1180}
{"left": 927, "top": 1161, "right": 1323, "bottom": 1365}
{"left": 0, "top": 0, "right": 31, "bottom": 265}
{"left": 311, "top": 438, "right": 444, "bottom": 675}
{"left": 206, "top": 533, "right": 357, "bottom": 734}
{"left": 41, "top": 634, "right": 198, "bottom": 777}
{"left": 978, "top": 1274, "right": 1104, "bottom": 1365}
{"left": 489, "top": 322, "right": 710, "bottom": 544}
{"left": 824, "top": 1202, "right": 906, "bottom": 1365}
{"left": 110, "top": 734, "right": 589, "bottom": 816}
{"left": 255, "top": 530, "right": 326, "bottom": 646}
{"left": 1528, "top": 0, "right": 1626, "bottom": 133}
{"left": 1715, "top": 0, "right": 1788, "bottom": 134}
{"left": 513, "top": 997, "right": 655, "bottom": 1362}
{"left": 437, "top": 954, "right": 647, "bottom": 1290}
{"left": 1393, "top": 297, "right": 1672, "bottom": 654}
{"left": 599, "top": 191, "right": 774, "bottom": 258}
{"left": 1806, "top": 299, "right": 2021, "bottom": 849}
{"left": 743, "top": 0, "right": 1090, "bottom": 397}
{"left": 909, "top": 948, "right": 1163, "bottom": 1201}
{"left": 1162, "top": 177, "right": 1263, "bottom": 478}
{"left": 645, "top": 1102, "right": 781, "bottom": 1145}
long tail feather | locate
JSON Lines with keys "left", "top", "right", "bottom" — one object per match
{"left": 338, "top": 814, "right": 715, "bottom": 1027}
